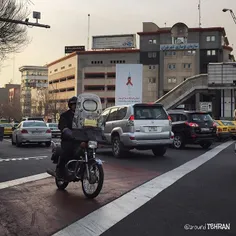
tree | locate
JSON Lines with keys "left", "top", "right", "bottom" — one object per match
{"left": 0, "top": 0, "right": 29, "bottom": 61}
{"left": 0, "top": 103, "right": 22, "bottom": 121}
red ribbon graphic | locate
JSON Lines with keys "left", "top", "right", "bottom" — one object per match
{"left": 126, "top": 76, "right": 133, "bottom": 86}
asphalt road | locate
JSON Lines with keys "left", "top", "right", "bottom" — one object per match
{"left": 0, "top": 138, "right": 235, "bottom": 236}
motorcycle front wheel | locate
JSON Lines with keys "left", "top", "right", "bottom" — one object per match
{"left": 82, "top": 163, "right": 104, "bottom": 199}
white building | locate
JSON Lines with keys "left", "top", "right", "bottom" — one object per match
{"left": 19, "top": 65, "right": 48, "bottom": 117}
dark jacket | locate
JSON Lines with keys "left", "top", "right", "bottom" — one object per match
{"left": 58, "top": 109, "right": 74, "bottom": 140}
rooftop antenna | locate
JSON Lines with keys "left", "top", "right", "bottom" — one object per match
{"left": 164, "top": 22, "right": 167, "bottom": 27}
{"left": 198, "top": 0, "right": 202, "bottom": 27}
{"left": 87, "top": 14, "right": 90, "bottom": 50}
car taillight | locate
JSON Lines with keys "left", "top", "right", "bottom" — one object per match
{"left": 168, "top": 115, "right": 172, "bottom": 121}
{"left": 46, "top": 129, "right": 51, "bottom": 133}
{"left": 185, "top": 122, "right": 199, "bottom": 127}
{"left": 218, "top": 128, "right": 222, "bottom": 132}
{"left": 129, "top": 115, "right": 135, "bottom": 121}
{"left": 21, "top": 129, "right": 28, "bottom": 133}
{"left": 213, "top": 122, "right": 217, "bottom": 127}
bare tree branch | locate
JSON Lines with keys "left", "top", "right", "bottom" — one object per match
{"left": 0, "top": 0, "right": 30, "bottom": 61}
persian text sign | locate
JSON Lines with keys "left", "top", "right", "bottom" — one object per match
{"left": 92, "top": 34, "right": 136, "bottom": 49}
{"left": 115, "top": 64, "right": 143, "bottom": 105}
{"left": 160, "top": 43, "right": 199, "bottom": 51}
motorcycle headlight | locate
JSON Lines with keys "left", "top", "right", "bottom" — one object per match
{"left": 88, "top": 141, "right": 97, "bottom": 149}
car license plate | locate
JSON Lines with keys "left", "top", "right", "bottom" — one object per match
{"left": 32, "top": 131, "right": 42, "bottom": 134}
{"left": 147, "top": 127, "right": 161, "bottom": 132}
{"left": 201, "top": 128, "right": 209, "bottom": 132}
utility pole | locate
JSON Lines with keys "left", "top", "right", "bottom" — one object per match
{"left": 0, "top": 11, "right": 50, "bottom": 28}
{"left": 87, "top": 14, "right": 90, "bottom": 50}
{"left": 198, "top": 0, "right": 202, "bottom": 28}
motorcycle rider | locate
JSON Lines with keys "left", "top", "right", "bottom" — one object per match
{"left": 56, "top": 96, "right": 78, "bottom": 178}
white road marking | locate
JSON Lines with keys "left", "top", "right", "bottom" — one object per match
{"left": 0, "top": 156, "right": 48, "bottom": 163}
{"left": 0, "top": 173, "right": 51, "bottom": 190}
{"left": 3, "top": 139, "right": 11, "bottom": 143}
{"left": 53, "top": 141, "right": 234, "bottom": 236}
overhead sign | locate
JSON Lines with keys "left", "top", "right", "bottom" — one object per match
{"left": 65, "top": 46, "right": 85, "bottom": 54}
{"left": 115, "top": 64, "right": 143, "bottom": 105}
{"left": 160, "top": 43, "right": 199, "bottom": 51}
{"left": 200, "top": 102, "right": 212, "bottom": 112}
{"left": 92, "top": 34, "right": 136, "bottom": 49}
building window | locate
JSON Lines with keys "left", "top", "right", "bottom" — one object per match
{"left": 84, "top": 73, "right": 105, "bottom": 79}
{"left": 107, "top": 73, "right": 115, "bottom": 78}
{"left": 168, "top": 64, "right": 176, "bottom": 70}
{"left": 164, "top": 51, "right": 176, "bottom": 56}
{"left": 84, "top": 85, "right": 105, "bottom": 91}
{"left": 61, "top": 66, "right": 65, "bottom": 70}
{"left": 167, "top": 77, "right": 177, "bottom": 83}
{"left": 206, "top": 36, "right": 216, "bottom": 42}
{"left": 148, "top": 52, "right": 157, "bottom": 58}
{"left": 183, "top": 63, "right": 192, "bottom": 69}
{"left": 91, "top": 61, "right": 103, "bottom": 64}
{"left": 184, "top": 50, "right": 196, "bottom": 56}
{"left": 148, "top": 39, "right": 157, "bottom": 44}
{"left": 148, "top": 78, "right": 156, "bottom": 83}
{"left": 207, "top": 50, "right": 216, "bottom": 56}
{"left": 54, "top": 69, "right": 58, "bottom": 72}
{"left": 68, "top": 64, "right": 72, "bottom": 67}
{"left": 107, "top": 85, "right": 115, "bottom": 90}
{"left": 149, "top": 65, "right": 156, "bottom": 69}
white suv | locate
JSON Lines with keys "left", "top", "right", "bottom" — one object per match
{"left": 100, "top": 103, "right": 174, "bottom": 158}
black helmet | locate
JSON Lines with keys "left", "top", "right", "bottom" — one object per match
{"left": 68, "top": 96, "right": 77, "bottom": 108}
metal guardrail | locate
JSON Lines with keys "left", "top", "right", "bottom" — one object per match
{"left": 155, "top": 74, "right": 208, "bottom": 110}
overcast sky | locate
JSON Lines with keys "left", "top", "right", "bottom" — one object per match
{"left": 0, "top": 0, "right": 236, "bottom": 86}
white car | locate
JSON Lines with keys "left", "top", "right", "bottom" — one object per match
{"left": 12, "top": 120, "right": 52, "bottom": 147}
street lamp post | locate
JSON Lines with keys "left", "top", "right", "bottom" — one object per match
{"left": 222, "top": 8, "right": 236, "bottom": 24}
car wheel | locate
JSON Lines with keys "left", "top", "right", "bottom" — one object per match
{"left": 45, "top": 141, "right": 51, "bottom": 147}
{"left": 200, "top": 141, "right": 212, "bottom": 149}
{"left": 152, "top": 146, "right": 167, "bottom": 157}
{"left": 112, "top": 135, "right": 125, "bottom": 158}
{"left": 173, "top": 133, "right": 185, "bottom": 149}
{"left": 16, "top": 136, "right": 22, "bottom": 147}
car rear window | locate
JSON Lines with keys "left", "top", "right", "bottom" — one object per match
{"left": 189, "top": 113, "right": 212, "bottom": 122}
{"left": 221, "top": 120, "right": 234, "bottom": 126}
{"left": 1, "top": 123, "right": 12, "bottom": 127}
{"left": 27, "top": 118, "right": 44, "bottom": 121}
{"left": 23, "top": 122, "right": 47, "bottom": 127}
{"left": 49, "top": 123, "right": 58, "bottom": 127}
{"left": 134, "top": 106, "right": 168, "bottom": 120}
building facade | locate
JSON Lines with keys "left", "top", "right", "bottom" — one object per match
{"left": 138, "top": 22, "right": 234, "bottom": 99}
{"left": 47, "top": 49, "right": 140, "bottom": 109}
{"left": 19, "top": 66, "right": 48, "bottom": 117}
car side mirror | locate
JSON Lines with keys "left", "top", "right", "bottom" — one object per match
{"left": 12, "top": 127, "right": 15, "bottom": 131}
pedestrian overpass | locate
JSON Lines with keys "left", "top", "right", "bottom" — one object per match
{"left": 154, "top": 73, "right": 235, "bottom": 118}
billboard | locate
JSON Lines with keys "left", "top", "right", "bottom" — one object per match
{"left": 65, "top": 46, "right": 85, "bottom": 54}
{"left": 92, "top": 34, "right": 136, "bottom": 49}
{"left": 160, "top": 43, "right": 199, "bottom": 51}
{"left": 115, "top": 64, "right": 143, "bottom": 105}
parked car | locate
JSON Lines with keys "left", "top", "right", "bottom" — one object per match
{"left": 11, "top": 120, "right": 52, "bottom": 147}
{"left": 213, "top": 120, "right": 231, "bottom": 141}
{"left": 168, "top": 110, "right": 217, "bottom": 149}
{"left": 47, "top": 123, "right": 60, "bottom": 138}
{"left": 0, "top": 126, "right": 3, "bottom": 142}
{"left": 99, "top": 103, "right": 174, "bottom": 158}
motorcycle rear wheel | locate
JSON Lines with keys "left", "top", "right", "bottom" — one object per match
{"left": 82, "top": 163, "right": 104, "bottom": 199}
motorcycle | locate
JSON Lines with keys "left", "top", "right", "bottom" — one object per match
{"left": 47, "top": 93, "right": 105, "bottom": 199}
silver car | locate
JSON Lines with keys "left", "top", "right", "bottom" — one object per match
{"left": 100, "top": 103, "right": 174, "bottom": 158}
{"left": 12, "top": 120, "right": 52, "bottom": 147}
{"left": 47, "top": 123, "right": 60, "bottom": 138}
